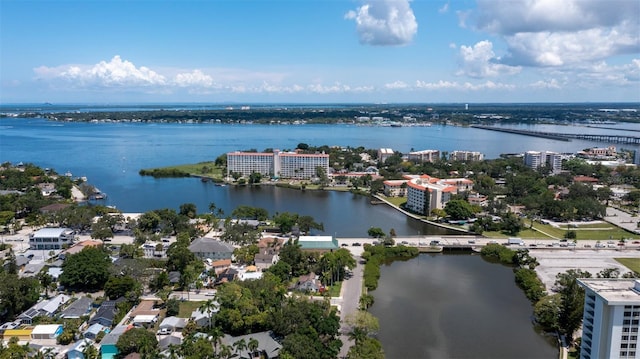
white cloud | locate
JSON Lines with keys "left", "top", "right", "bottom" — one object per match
{"left": 529, "top": 79, "right": 561, "bottom": 89}
{"left": 415, "top": 80, "right": 515, "bottom": 91}
{"left": 384, "top": 80, "right": 409, "bottom": 89}
{"left": 438, "top": 2, "right": 449, "bottom": 14}
{"left": 174, "top": 70, "right": 214, "bottom": 88}
{"left": 35, "top": 55, "right": 166, "bottom": 88}
{"left": 345, "top": 0, "right": 418, "bottom": 46}
{"left": 456, "top": 40, "right": 521, "bottom": 78}
{"left": 470, "top": 0, "right": 640, "bottom": 67}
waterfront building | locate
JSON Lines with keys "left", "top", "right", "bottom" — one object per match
{"left": 226, "top": 150, "right": 329, "bottom": 179}
{"left": 578, "top": 279, "right": 640, "bottom": 359}
{"left": 297, "top": 235, "right": 339, "bottom": 252}
{"left": 404, "top": 175, "right": 473, "bottom": 214}
{"left": 449, "top": 150, "right": 484, "bottom": 162}
{"left": 524, "top": 151, "right": 562, "bottom": 173}
{"left": 383, "top": 180, "right": 408, "bottom": 197}
{"left": 275, "top": 151, "right": 329, "bottom": 179}
{"left": 378, "top": 148, "right": 394, "bottom": 164}
{"left": 227, "top": 152, "right": 274, "bottom": 177}
{"left": 408, "top": 149, "right": 440, "bottom": 163}
{"left": 29, "top": 227, "right": 74, "bottom": 250}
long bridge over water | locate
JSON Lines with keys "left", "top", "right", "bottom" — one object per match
{"left": 471, "top": 125, "right": 640, "bottom": 145}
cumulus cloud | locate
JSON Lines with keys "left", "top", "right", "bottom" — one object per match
{"left": 345, "top": 0, "right": 418, "bottom": 46}
{"left": 470, "top": 0, "right": 640, "bottom": 67}
{"left": 34, "top": 55, "right": 166, "bottom": 88}
{"left": 456, "top": 40, "right": 521, "bottom": 78}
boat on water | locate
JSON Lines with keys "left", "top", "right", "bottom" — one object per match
{"left": 201, "top": 177, "right": 209, "bottom": 183}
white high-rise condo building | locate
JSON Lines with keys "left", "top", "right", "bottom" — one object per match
{"left": 524, "top": 151, "right": 562, "bottom": 173}
{"left": 227, "top": 150, "right": 329, "bottom": 180}
{"left": 578, "top": 279, "right": 640, "bottom": 359}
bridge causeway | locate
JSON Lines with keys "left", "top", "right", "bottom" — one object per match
{"left": 471, "top": 125, "right": 640, "bottom": 145}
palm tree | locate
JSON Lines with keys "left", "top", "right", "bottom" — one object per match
{"left": 247, "top": 338, "right": 259, "bottom": 358}
{"left": 233, "top": 338, "right": 247, "bottom": 356}
{"left": 199, "top": 299, "right": 218, "bottom": 330}
{"left": 167, "top": 344, "right": 180, "bottom": 359}
{"left": 218, "top": 343, "right": 233, "bottom": 359}
{"left": 81, "top": 341, "right": 99, "bottom": 359}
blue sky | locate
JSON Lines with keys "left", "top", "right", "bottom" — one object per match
{"left": 1, "top": 0, "right": 639, "bottom": 103}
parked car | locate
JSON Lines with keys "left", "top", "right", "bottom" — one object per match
{"left": 352, "top": 242, "right": 361, "bottom": 246}
{"left": 341, "top": 243, "right": 349, "bottom": 247}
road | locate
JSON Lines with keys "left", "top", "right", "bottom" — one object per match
{"left": 334, "top": 255, "right": 364, "bottom": 358}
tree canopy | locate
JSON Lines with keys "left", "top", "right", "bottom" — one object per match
{"left": 59, "top": 246, "right": 111, "bottom": 291}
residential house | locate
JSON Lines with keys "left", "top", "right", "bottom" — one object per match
{"left": 294, "top": 273, "right": 323, "bottom": 293}
{"left": 83, "top": 323, "right": 105, "bottom": 340}
{"left": 29, "top": 227, "right": 75, "bottom": 250}
{"left": 188, "top": 238, "right": 234, "bottom": 261}
{"left": 67, "top": 339, "right": 94, "bottom": 359}
{"left": 30, "top": 324, "right": 63, "bottom": 340}
{"left": 209, "top": 259, "right": 232, "bottom": 275}
{"left": 88, "top": 298, "right": 124, "bottom": 327}
{"left": 18, "top": 294, "right": 70, "bottom": 324}
{"left": 60, "top": 297, "right": 93, "bottom": 319}
{"left": 100, "top": 325, "right": 128, "bottom": 359}
{"left": 3, "top": 328, "right": 33, "bottom": 341}
{"left": 158, "top": 316, "right": 187, "bottom": 334}
{"left": 191, "top": 307, "right": 217, "bottom": 328}
{"left": 221, "top": 331, "right": 282, "bottom": 359}
{"left": 158, "top": 335, "right": 182, "bottom": 351}
{"left": 254, "top": 250, "right": 278, "bottom": 271}
{"left": 215, "top": 268, "right": 238, "bottom": 285}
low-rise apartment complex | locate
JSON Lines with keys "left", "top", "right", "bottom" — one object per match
{"left": 227, "top": 150, "right": 329, "bottom": 179}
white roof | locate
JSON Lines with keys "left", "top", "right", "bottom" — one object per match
{"left": 298, "top": 235, "right": 333, "bottom": 242}
{"left": 133, "top": 314, "right": 158, "bottom": 323}
{"left": 33, "top": 227, "right": 71, "bottom": 238}
{"left": 32, "top": 324, "right": 62, "bottom": 335}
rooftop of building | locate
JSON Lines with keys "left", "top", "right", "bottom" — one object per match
{"left": 578, "top": 279, "right": 640, "bottom": 305}
{"left": 31, "top": 227, "right": 73, "bottom": 238}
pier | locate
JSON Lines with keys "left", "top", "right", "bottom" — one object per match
{"left": 471, "top": 125, "right": 640, "bottom": 145}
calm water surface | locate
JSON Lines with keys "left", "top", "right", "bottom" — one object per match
{"left": 369, "top": 254, "right": 557, "bottom": 359}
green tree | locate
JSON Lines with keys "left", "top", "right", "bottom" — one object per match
{"left": 115, "top": 327, "right": 158, "bottom": 357}
{"left": 104, "top": 275, "right": 140, "bottom": 300}
{"left": 179, "top": 203, "right": 197, "bottom": 219}
{"left": 444, "top": 199, "right": 474, "bottom": 220}
{"left": 501, "top": 212, "right": 524, "bottom": 236}
{"left": 59, "top": 246, "right": 111, "bottom": 291}
{"left": 534, "top": 293, "right": 561, "bottom": 332}
{"left": 555, "top": 269, "right": 592, "bottom": 342}
{"left": 367, "top": 227, "right": 385, "bottom": 238}
{"left": 346, "top": 337, "right": 384, "bottom": 359}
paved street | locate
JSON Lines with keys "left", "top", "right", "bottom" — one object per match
{"left": 605, "top": 206, "right": 640, "bottom": 234}
{"left": 335, "top": 255, "right": 364, "bottom": 358}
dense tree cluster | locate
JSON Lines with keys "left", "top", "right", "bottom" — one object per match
{"left": 59, "top": 246, "right": 112, "bottom": 292}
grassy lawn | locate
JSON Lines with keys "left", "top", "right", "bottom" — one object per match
{"left": 178, "top": 300, "right": 205, "bottom": 318}
{"left": 326, "top": 281, "right": 342, "bottom": 297}
{"left": 482, "top": 228, "right": 551, "bottom": 239}
{"left": 532, "top": 222, "right": 640, "bottom": 241}
{"left": 615, "top": 258, "right": 640, "bottom": 274}
{"left": 384, "top": 197, "right": 407, "bottom": 207}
